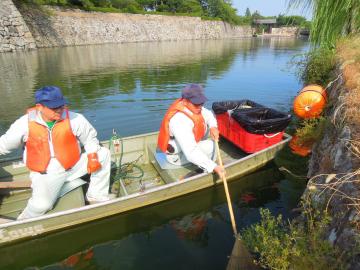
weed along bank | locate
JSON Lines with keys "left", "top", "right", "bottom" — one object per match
{"left": 243, "top": 36, "right": 360, "bottom": 269}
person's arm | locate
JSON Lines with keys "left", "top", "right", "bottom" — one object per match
{"left": 169, "top": 113, "right": 217, "bottom": 173}
{"left": 0, "top": 115, "right": 28, "bottom": 155}
{"left": 202, "top": 107, "right": 217, "bottom": 128}
{"left": 70, "top": 112, "right": 100, "bottom": 154}
{"left": 202, "top": 107, "right": 219, "bottom": 141}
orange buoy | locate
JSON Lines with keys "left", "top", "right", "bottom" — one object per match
{"left": 293, "top": 84, "right": 327, "bottom": 119}
{"left": 289, "top": 135, "right": 312, "bottom": 157}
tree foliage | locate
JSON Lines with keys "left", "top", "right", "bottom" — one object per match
{"left": 289, "top": 0, "right": 360, "bottom": 48}
{"left": 245, "top": 7, "right": 251, "bottom": 17}
{"left": 277, "top": 14, "right": 307, "bottom": 27}
{"left": 21, "top": 0, "right": 243, "bottom": 24}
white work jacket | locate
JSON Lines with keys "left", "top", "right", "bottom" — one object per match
{"left": 169, "top": 106, "right": 218, "bottom": 173}
{"left": 0, "top": 110, "right": 101, "bottom": 173}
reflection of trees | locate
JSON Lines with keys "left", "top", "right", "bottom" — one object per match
{"left": 29, "top": 40, "right": 244, "bottom": 109}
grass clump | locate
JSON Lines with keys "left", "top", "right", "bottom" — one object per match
{"left": 336, "top": 36, "right": 360, "bottom": 138}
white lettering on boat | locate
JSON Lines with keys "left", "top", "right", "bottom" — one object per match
{"left": 0, "top": 225, "right": 44, "bottom": 241}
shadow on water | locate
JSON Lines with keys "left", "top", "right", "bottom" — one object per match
{"left": 0, "top": 163, "right": 304, "bottom": 270}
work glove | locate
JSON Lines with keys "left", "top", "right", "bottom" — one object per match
{"left": 87, "top": 153, "right": 102, "bottom": 174}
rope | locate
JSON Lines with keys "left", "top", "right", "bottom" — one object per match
{"left": 109, "top": 130, "right": 144, "bottom": 197}
{"left": 278, "top": 166, "right": 307, "bottom": 180}
{"left": 325, "top": 73, "right": 342, "bottom": 90}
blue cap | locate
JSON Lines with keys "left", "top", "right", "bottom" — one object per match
{"left": 181, "top": 84, "right": 208, "bottom": 105}
{"left": 35, "top": 86, "right": 67, "bottom": 108}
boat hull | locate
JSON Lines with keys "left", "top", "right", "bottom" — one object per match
{"left": 0, "top": 132, "right": 291, "bottom": 247}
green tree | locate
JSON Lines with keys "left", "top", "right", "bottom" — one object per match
{"left": 206, "top": 0, "right": 240, "bottom": 24}
{"left": 277, "top": 14, "right": 307, "bottom": 26}
{"left": 245, "top": 7, "right": 251, "bottom": 17}
{"left": 179, "top": 0, "right": 202, "bottom": 13}
{"left": 289, "top": 0, "right": 360, "bottom": 48}
{"left": 251, "top": 10, "right": 261, "bottom": 20}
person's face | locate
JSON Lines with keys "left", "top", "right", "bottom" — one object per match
{"left": 37, "top": 104, "right": 65, "bottom": 121}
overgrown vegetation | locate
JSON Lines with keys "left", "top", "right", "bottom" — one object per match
{"left": 250, "top": 2, "right": 360, "bottom": 269}
{"left": 243, "top": 203, "right": 351, "bottom": 270}
{"left": 337, "top": 36, "right": 360, "bottom": 138}
{"left": 292, "top": 47, "right": 336, "bottom": 85}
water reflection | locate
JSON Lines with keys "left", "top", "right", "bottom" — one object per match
{"left": 0, "top": 38, "right": 307, "bottom": 140}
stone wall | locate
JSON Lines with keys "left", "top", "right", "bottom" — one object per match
{"left": 0, "top": 0, "right": 36, "bottom": 52}
{"left": 1, "top": 2, "right": 302, "bottom": 52}
{"left": 271, "top": 26, "right": 298, "bottom": 36}
{"left": 306, "top": 69, "right": 360, "bottom": 267}
{"left": 17, "top": 6, "right": 252, "bottom": 49}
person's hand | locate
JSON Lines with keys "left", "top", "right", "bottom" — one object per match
{"left": 87, "top": 153, "right": 102, "bottom": 174}
{"left": 213, "top": 165, "right": 226, "bottom": 179}
{"left": 210, "top": 127, "right": 220, "bottom": 142}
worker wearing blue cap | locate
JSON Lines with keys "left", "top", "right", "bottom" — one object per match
{"left": 158, "top": 84, "right": 225, "bottom": 178}
{"left": 0, "top": 86, "right": 113, "bottom": 219}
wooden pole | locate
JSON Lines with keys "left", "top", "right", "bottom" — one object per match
{"left": 215, "top": 140, "right": 237, "bottom": 235}
{"left": 216, "top": 141, "right": 260, "bottom": 270}
{"left": 0, "top": 180, "right": 31, "bottom": 189}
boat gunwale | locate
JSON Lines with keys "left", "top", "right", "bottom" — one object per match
{"left": 0, "top": 133, "right": 291, "bottom": 232}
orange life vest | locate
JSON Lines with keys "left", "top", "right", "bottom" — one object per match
{"left": 157, "top": 99, "right": 206, "bottom": 152}
{"left": 26, "top": 107, "right": 81, "bottom": 172}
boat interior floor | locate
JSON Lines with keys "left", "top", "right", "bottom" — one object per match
{"left": 111, "top": 139, "right": 248, "bottom": 199}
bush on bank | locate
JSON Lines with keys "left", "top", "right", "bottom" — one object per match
{"left": 292, "top": 47, "right": 337, "bottom": 85}
{"left": 242, "top": 206, "right": 351, "bottom": 270}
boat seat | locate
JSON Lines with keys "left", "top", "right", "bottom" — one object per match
{"left": 153, "top": 150, "right": 184, "bottom": 170}
{"left": 0, "top": 178, "right": 87, "bottom": 219}
{"left": 147, "top": 144, "right": 199, "bottom": 183}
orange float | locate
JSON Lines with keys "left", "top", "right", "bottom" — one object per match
{"left": 289, "top": 135, "right": 312, "bottom": 157}
{"left": 293, "top": 84, "right": 327, "bottom": 119}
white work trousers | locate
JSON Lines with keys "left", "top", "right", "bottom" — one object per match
{"left": 18, "top": 147, "right": 111, "bottom": 219}
{"left": 166, "top": 139, "right": 216, "bottom": 169}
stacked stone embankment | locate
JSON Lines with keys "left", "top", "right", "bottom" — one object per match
{"left": 306, "top": 60, "right": 360, "bottom": 268}
{"left": 1, "top": 0, "right": 300, "bottom": 53}
{"left": 270, "top": 27, "right": 298, "bottom": 36}
{"left": 20, "top": 7, "right": 253, "bottom": 48}
{"left": 0, "top": 0, "right": 36, "bottom": 52}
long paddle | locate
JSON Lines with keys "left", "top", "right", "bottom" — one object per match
{"left": 215, "top": 140, "right": 259, "bottom": 270}
{"left": 215, "top": 140, "right": 237, "bottom": 235}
